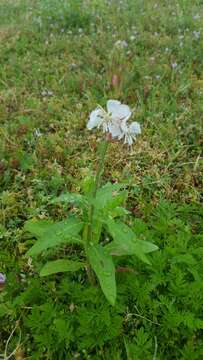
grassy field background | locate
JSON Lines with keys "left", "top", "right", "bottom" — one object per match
{"left": 0, "top": 0, "right": 203, "bottom": 359}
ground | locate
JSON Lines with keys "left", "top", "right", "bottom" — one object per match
{"left": 0, "top": 0, "right": 203, "bottom": 359}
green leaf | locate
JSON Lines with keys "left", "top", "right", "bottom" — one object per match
{"left": 92, "top": 183, "right": 126, "bottom": 210}
{"left": 97, "top": 140, "right": 108, "bottom": 156}
{"left": 0, "top": 303, "right": 12, "bottom": 318}
{"left": 92, "top": 212, "right": 103, "bottom": 244}
{"left": 0, "top": 224, "right": 6, "bottom": 238}
{"left": 105, "top": 220, "right": 158, "bottom": 265}
{"left": 40, "top": 259, "right": 85, "bottom": 276}
{"left": 109, "top": 206, "right": 130, "bottom": 218}
{"left": 25, "top": 218, "right": 83, "bottom": 256}
{"left": 87, "top": 244, "right": 116, "bottom": 306}
{"left": 24, "top": 220, "right": 54, "bottom": 237}
{"left": 81, "top": 174, "right": 95, "bottom": 194}
{"left": 49, "top": 192, "right": 85, "bottom": 206}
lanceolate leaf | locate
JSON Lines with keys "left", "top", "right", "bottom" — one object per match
{"left": 87, "top": 244, "right": 116, "bottom": 306}
{"left": 109, "top": 206, "right": 130, "bottom": 218}
{"left": 92, "top": 182, "right": 126, "bottom": 210}
{"left": 49, "top": 192, "right": 86, "bottom": 206}
{"left": 24, "top": 220, "right": 53, "bottom": 238}
{"left": 105, "top": 219, "right": 158, "bottom": 264}
{"left": 25, "top": 218, "right": 83, "bottom": 257}
{"left": 40, "top": 259, "right": 85, "bottom": 276}
{"left": 105, "top": 241, "right": 151, "bottom": 264}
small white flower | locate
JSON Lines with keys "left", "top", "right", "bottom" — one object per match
{"left": 34, "top": 129, "right": 42, "bottom": 137}
{"left": 69, "top": 63, "right": 77, "bottom": 70}
{"left": 116, "top": 121, "right": 141, "bottom": 146}
{"left": 107, "top": 100, "right": 131, "bottom": 121}
{"left": 87, "top": 100, "right": 141, "bottom": 145}
{"left": 87, "top": 107, "right": 107, "bottom": 131}
{"left": 193, "top": 31, "right": 200, "bottom": 40}
{"left": 115, "top": 40, "right": 128, "bottom": 48}
{"left": 41, "top": 89, "right": 53, "bottom": 97}
{"left": 87, "top": 100, "right": 131, "bottom": 133}
{"left": 130, "top": 35, "right": 136, "bottom": 41}
{"left": 193, "top": 14, "right": 200, "bottom": 20}
{"left": 171, "top": 62, "right": 178, "bottom": 69}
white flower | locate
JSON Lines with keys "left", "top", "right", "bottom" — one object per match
{"left": 193, "top": 31, "right": 200, "bottom": 40}
{"left": 87, "top": 107, "right": 108, "bottom": 132}
{"left": 87, "top": 100, "right": 131, "bottom": 133}
{"left": 114, "top": 40, "right": 128, "bottom": 49}
{"left": 34, "top": 129, "right": 42, "bottom": 137}
{"left": 130, "top": 35, "right": 136, "bottom": 41}
{"left": 193, "top": 14, "right": 200, "bottom": 20}
{"left": 108, "top": 101, "right": 141, "bottom": 145}
{"left": 110, "top": 120, "right": 141, "bottom": 145}
{"left": 107, "top": 100, "right": 131, "bottom": 121}
{"left": 123, "top": 122, "right": 141, "bottom": 145}
{"left": 41, "top": 89, "right": 54, "bottom": 97}
{"left": 171, "top": 62, "right": 178, "bottom": 69}
{"left": 87, "top": 100, "right": 141, "bottom": 145}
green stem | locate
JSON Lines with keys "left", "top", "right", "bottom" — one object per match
{"left": 88, "top": 140, "right": 108, "bottom": 242}
{"left": 93, "top": 140, "right": 109, "bottom": 198}
{"left": 86, "top": 140, "right": 109, "bottom": 284}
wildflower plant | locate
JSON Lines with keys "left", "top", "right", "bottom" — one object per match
{"left": 25, "top": 100, "right": 158, "bottom": 305}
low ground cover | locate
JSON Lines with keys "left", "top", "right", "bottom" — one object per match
{"left": 0, "top": 0, "right": 202, "bottom": 358}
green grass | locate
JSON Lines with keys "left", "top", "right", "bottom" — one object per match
{"left": 0, "top": 0, "right": 203, "bottom": 358}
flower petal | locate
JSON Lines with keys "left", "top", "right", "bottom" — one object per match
{"left": 109, "top": 123, "right": 123, "bottom": 138}
{"left": 129, "top": 122, "right": 141, "bottom": 134}
{"left": 87, "top": 108, "right": 103, "bottom": 130}
{"left": 107, "top": 100, "right": 121, "bottom": 114}
{"left": 107, "top": 100, "right": 132, "bottom": 123}
{"left": 124, "top": 133, "right": 133, "bottom": 145}
{"left": 111, "top": 104, "right": 131, "bottom": 120}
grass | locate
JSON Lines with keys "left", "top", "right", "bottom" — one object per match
{"left": 0, "top": 0, "right": 203, "bottom": 359}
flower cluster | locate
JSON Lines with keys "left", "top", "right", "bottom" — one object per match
{"left": 87, "top": 100, "right": 141, "bottom": 145}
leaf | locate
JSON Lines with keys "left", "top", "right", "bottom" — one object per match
{"left": 0, "top": 303, "right": 12, "bottom": 318}
{"left": 97, "top": 140, "right": 108, "bottom": 156}
{"left": 24, "top": 220, "right": 54, "bottom": 237}
{"left": 40, "top": 259, "right": 85, "bottom": 276}
{"left": 105, "top": 191, "right": 128, "bottom": 210}
{"left": 87, "top": 244, "right": 116, "bottom": 306}
{"left": 0, "top": 224, "right": 6, "bottom": 238}
{"left": 25, "top": 218, "right": 83, "bottom": 256}
{"left": 92, "top": 182, "right": 126, "bottom": 210}
{"left": 105, "top": 219, "right": 158, "bottom": 264}
{"left": 49, "top": 192, "right": 85, "bottom": 206}
{"left": 109, "top": 206, "right": 130, "bottom": 218}
{"left": 91, "top": 212, "right": 103, "bottom": 244}
{"left": 81, "top": 174, "right": 95, "bottom": 194}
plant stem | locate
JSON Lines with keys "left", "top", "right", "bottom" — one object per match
{"left": 86, "top": 140, "right": 109, "bottom": 284}
{"left": 93, "top": 140, "right": 109, "bottom": 197}
{"left": 88, "top": 140, "right": 109, "bottom": 243}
